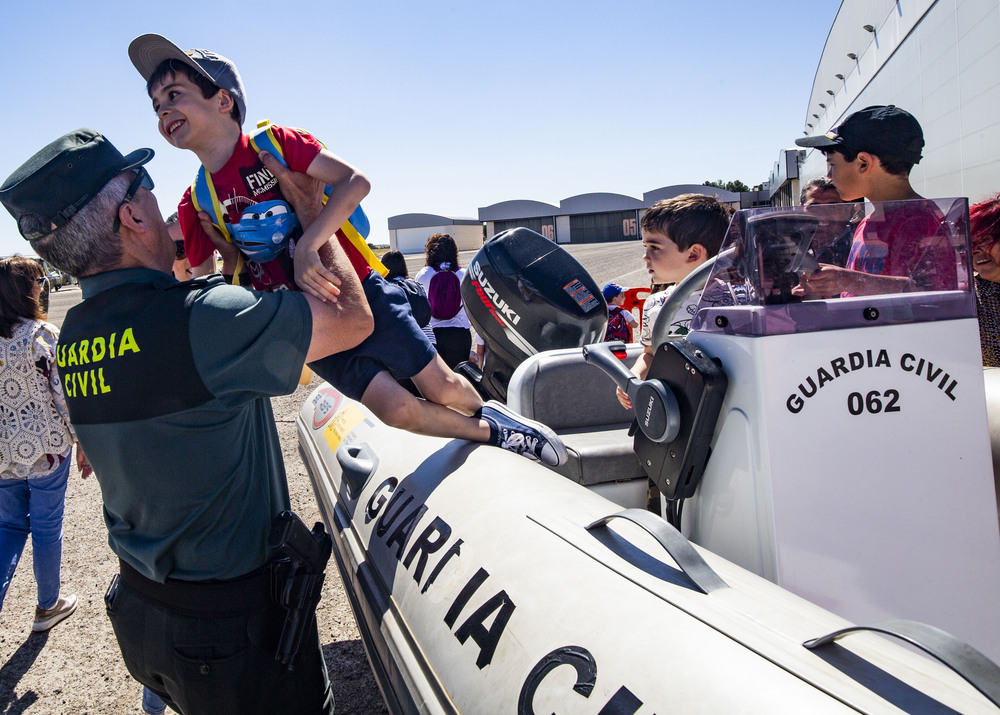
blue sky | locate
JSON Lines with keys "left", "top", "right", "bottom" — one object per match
{"left": 0, "top": 0, "right": 840, "bottom": 258}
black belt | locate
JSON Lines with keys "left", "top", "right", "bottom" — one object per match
{"left": 118, "top": 559, "right": 273, "bottom": 617}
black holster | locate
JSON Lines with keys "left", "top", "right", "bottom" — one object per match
{"left": 268, "top": 511, "right": 332, "bottom": 669}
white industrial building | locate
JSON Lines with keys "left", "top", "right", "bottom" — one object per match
{"left": 796, "top": 0, "right": 1000, "bottom": 203}
{"left": 387, "top": 213, "right": 483, "bottom": 254}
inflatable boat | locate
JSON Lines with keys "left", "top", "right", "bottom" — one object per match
{"left": 297, "top": 199, "right": 1000, "bottom": 713}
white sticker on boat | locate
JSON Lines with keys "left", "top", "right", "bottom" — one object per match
{"left": 311, "top": 386, "right": 343, "bottom": 429}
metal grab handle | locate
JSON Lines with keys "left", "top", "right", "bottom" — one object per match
{"left": 586, "top": 508, "right": 728, "bottom": 594}
{"left": 335, "top": 442, "right": 379, "bottom": 497}
{"left": 803, "top": 620, "right": 1000, "bottom": 709}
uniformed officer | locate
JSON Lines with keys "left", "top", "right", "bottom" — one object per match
{"left": 0, "top": 129, "right": 373, "bottom": 715}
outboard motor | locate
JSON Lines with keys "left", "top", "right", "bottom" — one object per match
{"left": 459, "top": 227, "right": 607, "bottom": 401}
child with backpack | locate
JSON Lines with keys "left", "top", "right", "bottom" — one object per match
{"left": 415, "top": 234, "right": 473, "bottom": 370}
{"left": 129, "top": 34, "right": 566, "bottom": 467}
{"left": 602, "top": 282, "right": 638, "bottom": 343}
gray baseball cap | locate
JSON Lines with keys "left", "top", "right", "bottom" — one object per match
{"left": 128, "top": 33, "right": 246, "bottom": 126}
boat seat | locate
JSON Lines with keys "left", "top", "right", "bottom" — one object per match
{"left": 507, "top": 345, "right": 645, "bottom": 486}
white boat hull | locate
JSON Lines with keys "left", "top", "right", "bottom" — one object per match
{"left": 297, "top": 386, "right": 997, "bottom": 714}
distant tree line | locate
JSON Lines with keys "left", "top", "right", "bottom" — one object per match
{"left": 702, "top": 179, "right": 763, "bottom": 193}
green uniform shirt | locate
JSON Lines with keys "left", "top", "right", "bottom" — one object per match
{"left": 59, "top": 268, "right": 311, "bottom": 582}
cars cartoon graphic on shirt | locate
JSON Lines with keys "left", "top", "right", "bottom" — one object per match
{"left": 231, "top": 200, "right": 300, "bottom": 263}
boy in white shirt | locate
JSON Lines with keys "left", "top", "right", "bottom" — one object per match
{"left": 617, "top": 194, "right": 732, "bottom": 409}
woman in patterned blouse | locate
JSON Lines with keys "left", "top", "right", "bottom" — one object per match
{"left": 0, "top": 256, "right": 79, "bottom": 631}
{"left": 971, "top": 197, "right": 1000, "bottom": 367}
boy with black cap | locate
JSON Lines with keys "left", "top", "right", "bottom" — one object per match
{"left": 126, "top": 33, "right": 567, "bottom": 467}
{"left": 794, "top": 104, "right": 957, "bottom": 296}
{"left": 0, "top": 128, "right": 375, "bottom": 714}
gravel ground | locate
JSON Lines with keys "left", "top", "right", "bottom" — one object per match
{"left": 0, "top": 241, "right": 642, "bottom": 713}
{"left": 0, "top": 371, "right": 387, "bottom": 715}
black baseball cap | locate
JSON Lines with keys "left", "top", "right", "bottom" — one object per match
{"left": 129, "top": 34, "right": 247, "bottom": 126}
{"left": 796, "top": 105, "right": 924, "bottom": 164}
{"left": 0, "top": 129, "right": 154, "bottom": 240}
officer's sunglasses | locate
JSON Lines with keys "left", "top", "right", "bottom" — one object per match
{"left": 112, "top": 167, "right": 155, "bottom": 234}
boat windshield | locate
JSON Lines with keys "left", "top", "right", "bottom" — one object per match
{"left": 689, "top": 197, "right": 974, "bottom": 337}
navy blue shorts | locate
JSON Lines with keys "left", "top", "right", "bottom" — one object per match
{"left": 309, "top": 271, "right": 438, "bottom": 400}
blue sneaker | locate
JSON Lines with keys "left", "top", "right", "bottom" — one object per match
{"left": 480, "top": 401, "right": 567, "bottom": 467}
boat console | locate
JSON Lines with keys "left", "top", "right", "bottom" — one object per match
{"left": 467, "top": 201, "right": 1000, "bottom": 664}
{"left": 596, "top": 198, "right": 1000, "bottom": 663}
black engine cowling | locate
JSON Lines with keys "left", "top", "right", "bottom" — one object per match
{"left": 460, "top": 227, "right": 607, "bottom": 401}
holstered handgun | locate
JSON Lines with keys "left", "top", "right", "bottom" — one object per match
{"left": 268, "top": 510, "right": 332, "bottom": 669}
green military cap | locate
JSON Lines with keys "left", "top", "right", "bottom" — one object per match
{"left": 0, "top": 128, "right": 153, "bottom": 240}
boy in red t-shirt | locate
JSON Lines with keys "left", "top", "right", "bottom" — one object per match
{"left": 128, "top": 34, "right": 565, "bottom": 467}
{"left": 794, "top": 105, "right": 956, "bottom": 296}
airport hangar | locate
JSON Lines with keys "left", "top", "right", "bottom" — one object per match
{"left": 388, "top": 186, "right": 745, "bottom": 253}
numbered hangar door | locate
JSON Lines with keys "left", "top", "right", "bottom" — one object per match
{"left": 493, "top": 217, "right": 556, "bottom": 241}
{"left": 569, "top": 210, "right": 640, "bottom": 243}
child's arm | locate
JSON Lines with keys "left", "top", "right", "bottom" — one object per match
{"left": 191, "top": 215, "right": 241, "bottom": 276}
{"left": 800, "top": 265, "right": 908, "bottom": 296}
{"left": 475, "top": 335, "right": 486, "bottom": 366}
{"left": 616, "top": 346, "right": 654, "bottom": 410}
{"left": 624, "top": 311, "right": 639, "bottom": 328}
{"left": 293, "top": 149, "right": 371, "bottom": 302}
{"left": 259, "top": 151, "right": 326, "bottom": 230}
{"left": 255, "top": 152, "right": 372, "bottom": 354}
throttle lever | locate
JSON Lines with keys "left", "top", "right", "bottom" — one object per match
{"left": 583, "top": 341, "right": 680, "bottom": 443}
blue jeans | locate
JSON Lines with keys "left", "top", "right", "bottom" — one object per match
{"left": 142, "top": 686, "right": 166, "bottom": 715}
{"left": 0, "top": 455, "right": 71, "bottom": 610}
